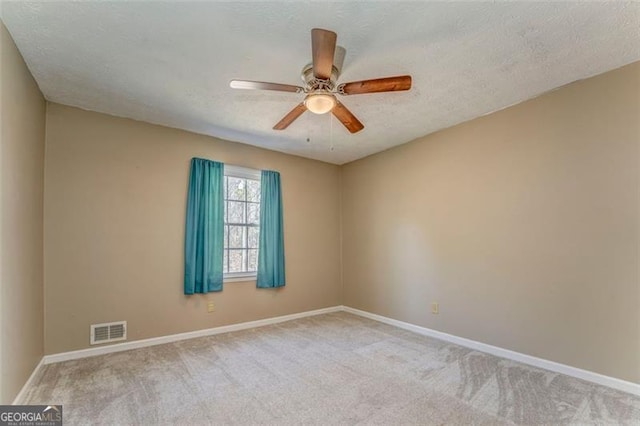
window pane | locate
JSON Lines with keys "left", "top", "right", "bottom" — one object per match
{"left": 248, "top": 226, "right": 259, "bottom": 249}
{"left": 227, "top": 177, "right": 245, "bottom": 201}
{"left": 228, "top": 201, "right": 245, "bottom": 223}
{"left": 223, "top": 175, "right": 261, "bottom": 278}
{"left": 248, "top": 249, "right": 258, "bottom": 272}
{"left": 229, "top": 249, "right": 245, "bottom": 273}
{"left": 247, "top": 203, "right": 260, "bottom": 225}
{"left": 247, "top": 179, "right": 261, "bottom": 202}
{"left": 228, "top": 226, "right": 245, "bottom": 248}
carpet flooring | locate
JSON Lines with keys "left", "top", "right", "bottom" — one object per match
{"left": 23, "top": 312, "right": 640, "bottom": 425}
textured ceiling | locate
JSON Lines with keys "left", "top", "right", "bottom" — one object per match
{"left": 2, "top": 2, "right": 639, "bottom": 164}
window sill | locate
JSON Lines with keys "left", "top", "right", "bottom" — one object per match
{"left": 224, "top": 274, "right": 257, "bottom": 283}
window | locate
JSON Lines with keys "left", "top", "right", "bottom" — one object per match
{"left": 224, "top": 165, "right": 261, "bottom": 281}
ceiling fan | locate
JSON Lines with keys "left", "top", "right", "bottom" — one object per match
{"left": 229, "top": 28, "right": 412, "bottom": 134}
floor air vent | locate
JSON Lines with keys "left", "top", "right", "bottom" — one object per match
{"left": 90, "top": 321, "right": 127, "bottom": 345}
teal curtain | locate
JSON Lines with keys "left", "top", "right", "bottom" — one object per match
{"left": 257, "top": 170, "right": 286, "bottom": 288}
{"left": 184, "top": 158, "right": 224, "bottom": 294}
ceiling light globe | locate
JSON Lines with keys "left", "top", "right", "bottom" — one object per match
{"left": 304, "top": 93, "right": 336, "bottom": 114}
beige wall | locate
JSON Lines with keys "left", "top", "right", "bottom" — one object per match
{"left": 0, "top": 21, "right": 46, "bottom": 403}
{"left": 341, "top": 62, "right": 640, "bottom": 383}
{"left": 44, "top": 103, "right": 342, "bottom": 354}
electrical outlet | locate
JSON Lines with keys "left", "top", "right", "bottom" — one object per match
{"left": 431, "top": 302, "right": 439, "bottom": 314}
{"left": 207, "top": 301, "right": 215, "bottom": 313}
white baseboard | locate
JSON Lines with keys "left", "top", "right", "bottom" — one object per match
{"left": 43, "top": 306, "right": 342, "bottom": 364}
{"left": 30, "top": 304, "right": 638, "bottom": 398}
{"left": 342, "top": 306, "right": 640, "bottom": 397}
{"left": 12, "top": 357, "right": 44, "bottom": 405}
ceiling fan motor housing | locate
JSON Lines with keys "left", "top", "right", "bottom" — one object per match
{"left": 301, "top": 63, "right": 339, "bottom": 92}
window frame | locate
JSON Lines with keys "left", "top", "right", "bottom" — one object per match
{"left": 223, "top": 165, "right": 261, "bottom": 283}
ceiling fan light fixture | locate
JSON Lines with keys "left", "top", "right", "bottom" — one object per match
{"left": 304, "top": 92, "right": 336, "bottom": 114}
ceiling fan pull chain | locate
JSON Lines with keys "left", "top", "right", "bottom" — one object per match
{"left": 330, "top": 112, "right": 334, "bottom": 152}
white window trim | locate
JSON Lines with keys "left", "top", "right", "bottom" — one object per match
{"left": 223, "top": 164, "right": 261, "bottom": 282}
{"left": 224, "top": 272, "right": 257, "bottom": 283}
{"left": 225, "top": 164, "right": 261, "bottom": 181}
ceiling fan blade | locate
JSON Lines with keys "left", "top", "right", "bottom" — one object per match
{"left": 338, "top": 75, "right": 412, "bottom": 95}
{"left": 332, "top": 101, "right": 364, "bottom": 134}
{"left": 311, "top": 28, "right": 337, "bottom": 80}
{"left": 333, "top": 46, "right": 347, "bottom": 75}
{"left": 230, "top": 80, "right": 304, "bottom": 93}
{"left": 273, "top": 103, "right": 307, "bottom": 130}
